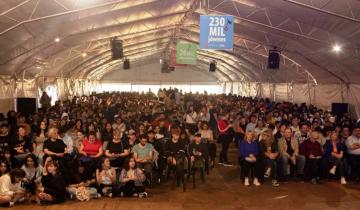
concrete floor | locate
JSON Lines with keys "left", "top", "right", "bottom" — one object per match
{"left": 12, "top": 147, "right": 360, "bottom": 210}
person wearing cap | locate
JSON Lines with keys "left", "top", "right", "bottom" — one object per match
{"left": 345, "top": 126, "right": 360, "bottom": 181}
{"left": 188, "top": 133, "right": 208, "bottom": 169}
{"left": 126, "top": 129, "right": 138, "bottom": 154}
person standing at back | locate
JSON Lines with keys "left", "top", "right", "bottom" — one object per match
{"left": 218, "top": 112, "right": 233, "bottom": 166}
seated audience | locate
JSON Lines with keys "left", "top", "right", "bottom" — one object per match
{"left": 10, "top": 126, "right": 33, "bottom": 165}
{"left": 259, "top": 130, "right": 280, "bottom": 187}
{"left": 105, "top": 130, "right": 129, "bottom": 168}
{"left": 323, "top": 131, "right": 347, "bottom": 184}
{"left": 239, "top": 132, "right": 261, "bottom": 186}
{"left": 0, "top": 168, "right": 26, "bottom": 207}
{"left": 67, "top": 161, "right": 99, "bottom": 201}
{"left": 189, "top": 133, "right": 209, "bottom": 169}
{"left": 278, "top": 128, "right": 305, "bottom": 179}
{"left": 21, "top": 154, "right": 42, "bottom": 194}
{"left": 38, "top": 157, "right": 66, "bottom": 204}
{"left": 345, "top": 126, "right": 360, "bottom": 181}
{"left": 132, "top": 134, "right": 154, "bottom": 178}
{"left": 300, "top": 131, "right": 323, "bottom": 184}
{"left": 96, "top": 157, "right": 115, "bottom": 197}
{"left": 119, "top": 157, "right": 147, "bottom": 197}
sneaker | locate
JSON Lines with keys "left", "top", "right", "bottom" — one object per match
{"left": 272, "top": 180, "right": 280, "bottom": 187}
{"left": 340, "top": 177, "right": 347, "bottom": 185}
{"left": 9, "top": 202, "right": 14, "bottom": 207}
{"left": 244, "top": 177, "right": 250, "bottom": 186}
{"left": 120, "top": 192, "right": 124, "bottom": 198}
{"left": 139, "top": 192, "right": 148, "bottom": 198}
{"left": 108, "top": 193, "right": 113, "bottom": 198}
{"left": 253, "top": 178, "right": 261, "bottom": 186}
{"left": 218, "top": 161, "right": 224, "bottom": 165}
{"left": 223, "top": 162, "right": 233, "bottom": 166}
{"left": 264, "top": 168, "right": 271, "bottom": 178}
{"left": 329, "top": 166, "right": 336, "bottom": 175}
{"left": 311, "top": 178, "right": 317, "bottom": 184}
{"left": 97, "top": 193, "right": 102, "bottom": 199}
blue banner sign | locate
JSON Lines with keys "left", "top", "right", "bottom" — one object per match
{"left": 200, "top": 15, "right": 234, "bottom": 50}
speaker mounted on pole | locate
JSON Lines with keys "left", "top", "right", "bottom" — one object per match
{"left": 209, "top": 60, "right": 216, "bottom": 72}
{"left": 111, "top": 37, "right": 123, "bottom": 60}
{"left": 123, "top": 58, "right": 130, "bottom": 70}
{"left": 267, "top": 47, "right": 281, "bottom": 69}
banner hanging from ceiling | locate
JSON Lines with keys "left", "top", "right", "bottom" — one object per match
{"left": 176, "top": 42, "right": 198, "bottom": 65}
{"left": 170, "top": 48, "right": 187, "bottom": 67}
{"left": 200, "top": 15, "right": 234, "bottom": 50}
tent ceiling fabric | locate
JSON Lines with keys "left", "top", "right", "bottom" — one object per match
{"left": 0, "top": 0, "right": 359, "bottom": 84}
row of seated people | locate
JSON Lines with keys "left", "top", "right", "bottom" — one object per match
{"left": 0, "top": 126, "right": 210, "bottom": 207}
{"left": 239, "top": 126, "right": 360, "bottom": 187}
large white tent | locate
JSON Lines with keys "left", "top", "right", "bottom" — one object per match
{"left": 0, "top": 0, "right": 359, "bottom": 116}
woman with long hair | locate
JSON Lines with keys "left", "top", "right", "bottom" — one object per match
{"left": 37, "top": 157, "right": 66, "bottom": 204}
{"left": 119, "top": 157, "right": 147, "bottom": 197}
{"left": 96, "top": 157, "right": 115, "bottom": 197}
{"left": 323, "top": 131, "right": 347, "bottom": 184}
{"left": 33, "top": 121, "right": 47, "bottom": 165}
{"left": 21, "top": 154, "right": 42, "bottom": 194}
{"left": 200, "top": 122, "right": 216, "bottom": 168}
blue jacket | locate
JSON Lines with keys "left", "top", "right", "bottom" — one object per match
{"left": 239, "top": 140, "right": 259, "bottom": 158}
{"left": 323, "top": 140, "right": 346, "bottom": 159}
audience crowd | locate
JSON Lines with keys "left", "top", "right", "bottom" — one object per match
{"left": 0, "top": 88, "right": 359, "bottom": 207}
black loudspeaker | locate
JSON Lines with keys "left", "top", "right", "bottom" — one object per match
{"left": 111, "top": 39, "right": 123, "bottom": 60}
{"left": 17, "top": 98, "right": 37, "bottom": 116}
{"left": 161, "top": 61, "right": 170, "bottom": 73}
{"left": 209, "top": 62, "right": 216, "bottom": 72}
{"left": 332, "top": 103, "right": 348, "bottom": 117}
{"left": 123, "top": 59, "right": 130, "bottom": 69}
{"left": 268, "top": 50, "right": 280, "bottom": 69}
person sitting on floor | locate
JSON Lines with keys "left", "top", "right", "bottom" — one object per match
{"left": 21, "top": 154, "right": 42, "bottom": 195}
{"left": 0, "top": 168, "right": 26, "bottom": 207}
{"left": 119, "top": 157, "right": 147, "bottom": 198}
{"left": 96, "top": 157, "right": 115, "bottom": 198}
{"left": 37, "top": 157, "right": 66, "bottom": 204}
{"left": 67, "top": 161, "right": 100, "bottom": 201}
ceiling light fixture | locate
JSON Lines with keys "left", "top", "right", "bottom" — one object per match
{"left": 332, "top": 44, "right": 341, "bottom": 53}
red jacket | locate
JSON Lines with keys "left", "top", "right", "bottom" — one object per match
{"left": 300, "top": 140, "right": 323, "bottom": 158}
{"left": 218, "top": 120, "right": 230, "bottom": 135}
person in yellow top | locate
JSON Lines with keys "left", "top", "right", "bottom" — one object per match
{"left": 0, "top": 168, "right": 26, "bottom": 207}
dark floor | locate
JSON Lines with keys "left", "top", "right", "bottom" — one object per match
{"left": 12, "top": 146, "right": 360, "bottom": 210}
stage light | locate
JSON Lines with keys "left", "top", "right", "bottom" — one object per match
{"left": 82, "top": 52, "right": 87, "bottom": 57}
{"left": 54, "top": 37, "right": 60, "bottom": 42}
{"left": 160, "top": 58, "right": 163, "bottom": 64}
{"left": 332, "top": 44, "right": 341, "bottom": 53}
